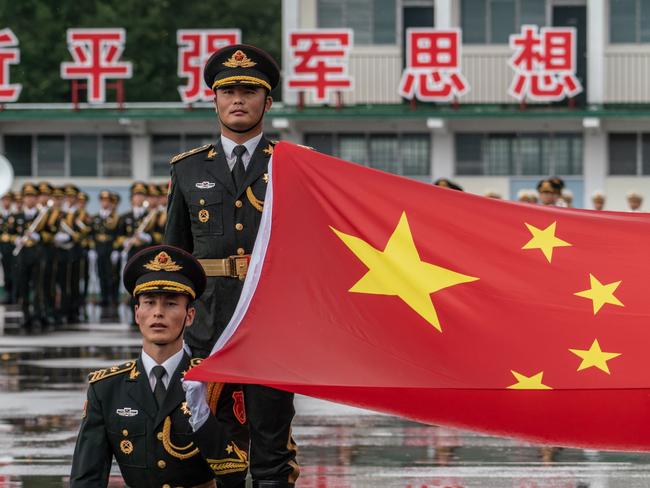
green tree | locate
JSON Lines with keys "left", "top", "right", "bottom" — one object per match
{"left": 0, "top": 0, "right": 281, "bottom": 102}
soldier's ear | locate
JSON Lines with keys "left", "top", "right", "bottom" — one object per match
{"left": 264, "top": 95, "right": 273, "bottom": 113}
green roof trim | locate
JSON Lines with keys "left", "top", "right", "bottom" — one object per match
{"left": 4, "top": 103, "right": 650, "bottom": 120}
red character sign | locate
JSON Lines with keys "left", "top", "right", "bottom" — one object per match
{"left": 60, "top": 28, "right": 133, "bottom": 104}
{"left": 286, "top": 29, "right": 353, "bottom": 104}
{"left": 0, "top": 28, "right": 21, "bottom": 102}
{"left": 399, "top": 29, "right": 469, "bottom": 102}
{"left": 509, "top": 25, "right": 582, "bottom": 101}
{"left": 177, "top": 29, "right": 241, "bottom": 103}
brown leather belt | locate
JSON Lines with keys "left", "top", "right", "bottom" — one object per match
{"left": 199, "top": 255, "right": 250, "bottom": 280}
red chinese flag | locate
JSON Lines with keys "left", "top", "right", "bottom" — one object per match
{"left": 187, "top": 142, "right": 650, "bottom": 450}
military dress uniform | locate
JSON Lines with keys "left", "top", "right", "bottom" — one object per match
{"left": 70, "top": 245, "right": 250, "bottom": 487}
{"left": 91, "top": 191, "right": 120, "bottom": 307}
{"left": 164, "top": 44, "right": 299, "bottom": 487}
{"left": 0, "top": 193, "right": 16, "bottom": 304}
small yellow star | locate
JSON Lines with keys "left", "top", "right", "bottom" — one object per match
{"left": 574, "top": 274, "right": 624, "bottom": 315}
{"left": 263, "top": 173, "right": 269, "bottom": 184}
{"left": 331, "top": 212, "right": 479, "bottom": 332}
{"left": 507, "top": 370, "right": 552, "bottom": 390}
{"left": 569, "top": 339, "right": 621, "bottom": 374}
{"left": 207, "top": 148, "right": 217, "bottom": 158}
{"left": 263, "top": 144, "right": 273, "bottom": 156}
{"left": 225, "top": 444, "right": 234, "bottom": 454}
{"left": 522, "top": 221, "right": 572, "bottom": 263}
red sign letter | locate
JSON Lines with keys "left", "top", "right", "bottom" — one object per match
{"left": 0, "top": 28, "right": 21, "bottom": 102}
{"left": 177, "top": 29, "right": 241, "bottom": 103}
{"left": 60, "top": 28, "right": 133, "bottom": 104}
{"left": 286, "top": 29, "right": 353, "bottom": 104}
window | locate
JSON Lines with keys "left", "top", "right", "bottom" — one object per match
{"left": 151, "top": 134, "right": 214, "bottom": 177}
{"left": 462, "top": 0, "right": 546, "bottom": 44}
{"left": 4, "top": 135, "right": 32, "bottom": 176}
{"left": 610, "top": 0, "right": 650, "bottom": 43}
{"left": 456, "top": 133, "right": 582, "bottom": 176}
{"left": 608, "top": 133, "right": 650, "bottom": 175}
{"left": 317, "top": 0, "right": 396, "bottom": 44}
{"left": 2, "top": 135, "right": 131, "bottom": 177}
{"left": 304, "top": 132, "right": 430, "bottom": 177}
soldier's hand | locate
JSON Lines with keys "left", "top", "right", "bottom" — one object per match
{"left": 28, "top": 232, "right": 40, "bottom": 242}
{"left": 137, "top": 232, "right": 152, "bottom": 243}
{"left": 110, "top": 250, "right": 120, "bottom": 264}
{"left": 182, "top": 379, "right": 210, "bottom": 432}
{"left": 54, "top": 231, "right": 71, "bottom": 244}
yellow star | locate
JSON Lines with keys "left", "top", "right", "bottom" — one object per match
{"left": 507, "top": 370, "right": 552, "bottom": 390}
{"left": 521, "top": 221, "right": 571, "bottom": 263}
{"left": 569, "top": 339, "right": 621, "bottom": 374}
{"left": 574, "top": 274, "right": 624, "bottom": 315}
{"left": 225, "top": 444, "right": 234, "bottom": 454}
{"left": 331, "top": 212, "right": 479, "bottom": 332}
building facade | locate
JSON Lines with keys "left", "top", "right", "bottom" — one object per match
{"left": 1, "top": 0, "right": 650, "bottom": 211}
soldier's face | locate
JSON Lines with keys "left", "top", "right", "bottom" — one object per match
{"left": 23, "top": 195, "right": 36, "bottom": 208}
{"left": 131, "top": 194, "right": 145, "bottom": 207}
{"left": 100, "top": 197, "right": 111, "bottom": 210}
{"left": 135, "top": 293, "right": 195, "bottom": 348}
{"left": 214, "top": 86, "right": 272, "bottom": 132}
{"left": 539, "top": 191, "right": 556, "bottom": 205}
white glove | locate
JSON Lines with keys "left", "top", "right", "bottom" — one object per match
{"left": 88, "top": 249, "right": 97, "bottom": 260}
{"left": 182, "top": 379, "right": 210, "bottom": 431}
{"left": 28, "top": 232, "right": 40, "bottom": 242}
{"left": 54, "top": 231, "right": 71, "bottom": 243}
{"left": 137, "top": 232, "right": 152, "bottom": 243}
{"left": 110, "top": 250, "right": 120, "bottom": 264}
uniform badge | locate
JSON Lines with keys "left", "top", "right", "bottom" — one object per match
{"left": 232, "top": 391, "right": 246, "bottom": 425}
{"left": 263, "top": 144, "right": 273, "bottom": 156}
{"left": 263, "top": 173, "right": 269, "bottom": 184}
{"left": 207, "top": 148, "right": 217, "bottom": 159}
{"left": 116, "top": 407, "right": 139, "bottom": 417}
{"left": 198, "top": 209, "right": 210, "bottom": 223}
{"left": 144, "top": 251, "right": 182, "bottom": 272}
{"left": 223, "top": 50, "right": 256, "bottom": 68}
{"left": 129, "top": 368, "right": 140, "bottom": 380}
{"left": 120, "top": 439, "right": 134, "bottom": 455}
{"left": 195, "top": 181, "right": 216, "bottom": 189}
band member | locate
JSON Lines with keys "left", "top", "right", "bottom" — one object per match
{"left": 0, "top": 191, "right": 16, "bottom": 304}
{"left": 91, "top": 190, "right": 120, "bottom": 308}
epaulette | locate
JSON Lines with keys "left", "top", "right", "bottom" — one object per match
{"left": 88, "top": 360, "right": 136, "bottom": 384}
{"left": 170, "top": 144, "right": 213, "bottom": 165}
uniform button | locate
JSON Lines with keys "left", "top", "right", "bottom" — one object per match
{"left": 162, "top": 485, "right": 171, "bottom": 488}
{"left": 122, "top": 429, "right": 128, "bottom": 437}
{"left": 235, "top": 200, "right": 243, "bottom": 208}
{"left": 157, "top": 432, "right": 163, "bottom": 441}
{"left": 199, "top": 198, "right": 205, "bottom": 205}
{"left": 237, "top": 248, "right": 245, "bottom": 255}
{"left": 235, "top": 223, "right": 243, "bottom": 231}
{"left": 157, "top": 460, "right": 166, "bottom": 469}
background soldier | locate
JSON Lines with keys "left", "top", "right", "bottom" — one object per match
{"left": 13, "top": 183, "right": 47, "bottom": 333}
{"left": 0, "top": 191, "right": 16, "bottom": 304}
{"left": 109, "top": 191, "right": 123, "bottom": 307}
{"left": 46, "top": 186, "right": 69, "bottom": 327}
{"left": 165, "top": 44, "right": 299, "bottom": 487}
{"left": 77, "top": 192, "right": 92, "bottom": 314}
{"left": 70, "top": 245, "right": 249, "bottom": 487}
{"left": 91, "top": 190, "right": 120, "bottom": 310}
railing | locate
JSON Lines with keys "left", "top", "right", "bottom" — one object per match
{"left": 604, "top": 47, "right": 650, "bottom": 103}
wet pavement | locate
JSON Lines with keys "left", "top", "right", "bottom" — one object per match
{"left": 1, "top": 305, "right": 650, "bottom": 487}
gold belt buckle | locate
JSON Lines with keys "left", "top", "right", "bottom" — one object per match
{"left": 228, "top": 255, "right": 250, "bottom": 280}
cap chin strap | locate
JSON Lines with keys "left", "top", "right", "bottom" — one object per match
{"left": 219, "top": 111, "right": 265, "bottom": 134}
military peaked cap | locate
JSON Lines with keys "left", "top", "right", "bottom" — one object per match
{"left": 204, "top": 44, "right": 280, "bottom": 92}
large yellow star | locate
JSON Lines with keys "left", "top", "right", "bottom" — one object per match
{"left": 574, "top": 274, "right": 624, "bottom": 314}
{"left": 521, "top": 221, "right": 571, "bottom": 263}
{"left": 569, "top": 339, "right": 621, "bottom": 374}
{"left": 507, "top": 370, "right": 552, "bottom": 390}
{"left": 331, "top": 212, "right": 479, "bottom": 332}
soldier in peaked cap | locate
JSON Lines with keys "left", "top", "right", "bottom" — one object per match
{"left": 165, "top": 44, "right": 299, "bottom": 487}
{"left": 70, "top": 245, "right": 249, "bottom": 488}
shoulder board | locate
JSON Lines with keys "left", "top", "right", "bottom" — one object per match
{"left": 88, "top": 360, "right": 136, "bottom": 384}
{"left": 270, "top": 140, "right": 279, "bottom": 145}
{"left": 170, "top": 144, "right": 213, "bottom": 165}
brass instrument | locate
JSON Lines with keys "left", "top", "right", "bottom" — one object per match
{"left": 13, "top": 201, "right": 52, "bottom": 256}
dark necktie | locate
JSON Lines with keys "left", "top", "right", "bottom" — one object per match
{"left": 232, "top": 145, "right": 247, "bottom": 189}
{"left": 152, "top": 365, "right": 167, "bottom": 409}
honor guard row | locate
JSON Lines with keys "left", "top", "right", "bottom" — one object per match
{"left": 0, "top": 181, "right": 169, "bottom": 333}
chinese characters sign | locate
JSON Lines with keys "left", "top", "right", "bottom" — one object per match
{"left": 286, "top": 29, "right": 353, "bottom": 104}
{"left": 399, "top": 29, "right": 469, "bottom": 102}
{"left": 508, "top": 25, "right": 582, "bottom": 102}
{"left": 177, "top": 29, "right": 241, "bottom": 103}
{"left": 60, "top": 28, "right": 133, "bottom": 104}
{"left": 0, "top": 28, "right": 21, "bottom": 102}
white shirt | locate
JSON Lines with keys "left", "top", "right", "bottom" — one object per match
{"left": 99, "top": 208, "right": 111, "bottom": 219}
{"left": 133, "top": 206, "right": 146, "bottom": 220}
{"left": 221, "top": 133, "right": 264, "bottom": 171}
{"left": 24, "top": 206, "right": 37, "bottom": 219}
{"left": 141, "top": 348, "right": 184, "bottom": 392}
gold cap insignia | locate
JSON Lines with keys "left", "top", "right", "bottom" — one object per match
{"left": 144, "top": 251, "right": 182, "bottom": 272}
{"left": 223, "top": 50, "right": 257, "bottom": 68}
